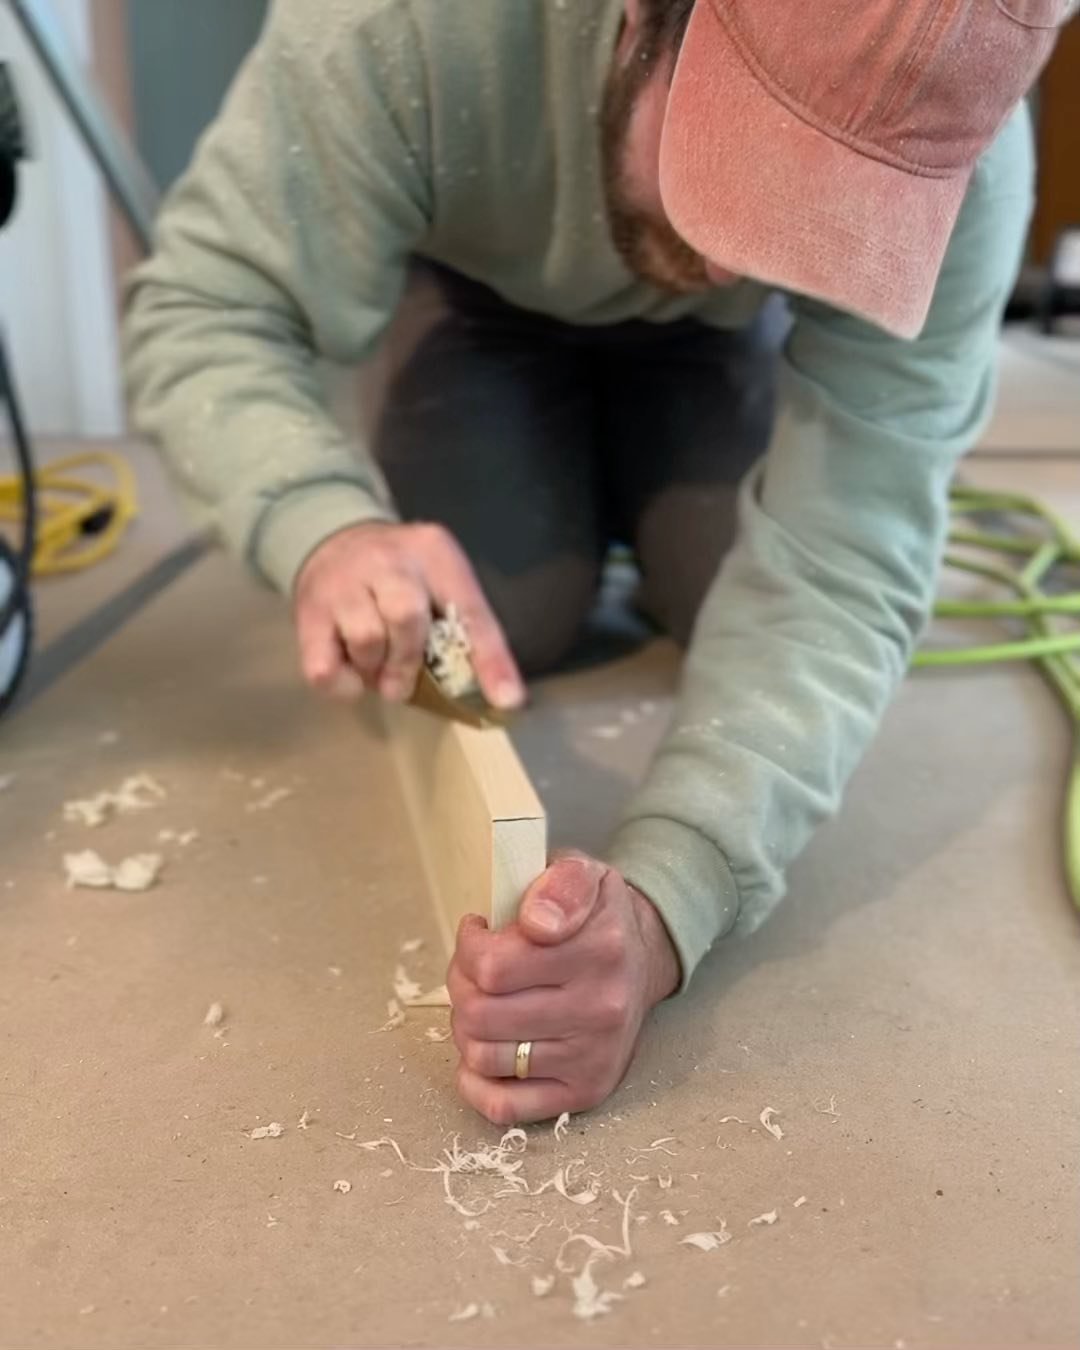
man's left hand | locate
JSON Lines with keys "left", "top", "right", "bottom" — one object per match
{"left": 448, "top": 854, "right": 681, "bottom": 1125}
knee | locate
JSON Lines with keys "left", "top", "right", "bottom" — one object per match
{"left": 636, "top": 484, "right": 739, "bottom": 647}
{"left": 479, "top": 556, "right": 599, "bottom": 677}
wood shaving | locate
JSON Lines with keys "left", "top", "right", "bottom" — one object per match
{"left": 748, "top": 1210, "right": 778, "bottom": 1227}
{"left": 661, "top": 1210, "right": 680, "bottom": 1226}
{"left": 553, "top": 1111, "right": 570, "bottom": 1142}
{"left": 658, "top": 1172, "right": 673, "bottom": 1190}
{"left": 62, "top": 773, "right": 165, "bottom": 828}
{"left": 380, "top": 999, "right": 406, "bottom": 1032}
{"left": 493, "top": 1221, "right": 547, "bottom": 1245}
{"left": 246, "top": 786, "right": 293, "bottom": 813}
{"left": 815, "top": 1095, "right": 841, "bottom": 1118}
{"left": 492, "top": 1245, "right": 527, "bottom": 1267}
{"left": 64, "top": 850, "right": 163, "bottom": 892}
{"left": 531, "top": 1275, "right": 555, "bottom": 1297}
{"left": 717, "top": 1284, "right": 732, "bottom": 1299}
{"left": 424, "top": 1027, "right": 452, "bottom": 1042}
{"left": 793, "top": 1196, "right": 808, "bottom": 1208}
{"left": 448, "top": 1303, "right": 480, "bottom": 1323}
{"left": 392, "top": 965, "right": 423, "bottom": 1003}
{"left": 529, "top": 1161, "right": 598, "bottom": 1206}
{"left": 298, "top": 1110, "right": 312, "bottom": 1130}
{"left": 333, "top": 1180, "right": 352, "bottom": 1194}
{"left": 203, "top": 1002, "right": 225, "bottom": 1028}
{"left": 248, "top": 1122, "right": 285, "bottom": 1140}
{"left": 404, "top": 984, "right": 451, "bottom": 1008}
{"left": 572, "top": 1257, "right": 623, "bottom": 1320}
{"left": 681, "top": 1224, "right": 732, "bottom": 1252}
{"left": 327, "top": 966, "right": 343, "bottom": 977}
{"left": 400, "top": 937, "right": 424, "bottom": 954}
{"left": 624, "top": 1271, "right": 647, "bottom": 1289}
{"left": 760, "top": 1107, "right": 783, "bottom": 1141}
{"left": 591, "top": 725, "right": 622, "bottom": 741}
{"left": 717, "top": 1116, "right": 746, "bottom": 1125}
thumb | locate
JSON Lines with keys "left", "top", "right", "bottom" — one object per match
{"left": 518, "top": 855, "right": 607, "bottom": 946}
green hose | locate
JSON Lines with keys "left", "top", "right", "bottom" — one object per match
{"left": 912, "top": 486, "right": 1080, "bottom": 917}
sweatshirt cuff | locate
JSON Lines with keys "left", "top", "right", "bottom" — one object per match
{"left": 609, "top": 817, "right": 740, "bottom": 995}
{"left": 250, "top": 484, "right": 398, "bottom": 596}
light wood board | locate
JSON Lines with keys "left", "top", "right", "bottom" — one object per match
{"left": 381, "top": 700, "right": 547, "bottom": 953}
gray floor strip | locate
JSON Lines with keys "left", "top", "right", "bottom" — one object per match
{"left": 14, "top": 534, "right": 211, "bottom": 712}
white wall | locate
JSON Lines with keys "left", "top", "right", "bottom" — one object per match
{"left": 0, "top": 0, "right": 124, "bottom": 438}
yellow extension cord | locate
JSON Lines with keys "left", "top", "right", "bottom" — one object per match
{"left": 0, "top": 449, "right": 138, "bottom": 576}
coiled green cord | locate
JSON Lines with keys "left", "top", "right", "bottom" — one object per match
{"left": 913, "top": 486, "right": 1080, "bottom": 916}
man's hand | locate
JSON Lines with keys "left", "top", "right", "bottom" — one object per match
{"left": 293, "top": 521, "right": 525, "bottom": 708}
{"left": 448, "top": 855, "right": 681, "bottom": 1124}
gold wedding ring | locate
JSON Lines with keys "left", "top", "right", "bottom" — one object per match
{"left": 514, "top": 1040, "right": 533, "bottom": 1080}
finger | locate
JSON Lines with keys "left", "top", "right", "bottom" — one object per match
{"left": 518, "top": 856, "right": 608, "bottom": 946}
{"left": 418, "top": 531, "right": 525, "bottom": 711}
{"left": 456, "top": 1064, "right": 576, "bottom": 1127}
{"left": 451, "top": 983, "right": 578, "bottom": 1043}
{"left": 336, "top": 591, "right": 388, "bottom": 686}
{"left": 371, "top": 575, "right": 431, "bottom": 701}
{"left": 457, "top": 1037, "right": 570, "bottom": 1081}
{"left": 454, "top": 918, "right": 586, "bottom": 996}
{"left": 295, "top": 602, "right": 348, "bottom": 694}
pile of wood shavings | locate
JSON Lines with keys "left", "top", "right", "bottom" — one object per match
{"left": 63, "top": 849, "right": 163, "bottom": 893}
{"left": 425, "top": 605, "right": 478, "bottom": 698}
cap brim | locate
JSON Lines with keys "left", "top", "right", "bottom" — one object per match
{"left": 659, "top": 2, "right": 971, "bottom": 339}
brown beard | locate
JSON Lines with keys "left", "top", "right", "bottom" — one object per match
{"left": 600, "top": 40, "right": 709, "bottom": 295}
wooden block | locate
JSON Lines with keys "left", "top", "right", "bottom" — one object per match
{"left": 380, "top": 701, "right": 547, "bottom": 954}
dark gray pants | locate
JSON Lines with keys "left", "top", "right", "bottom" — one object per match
{"left": 372, "top": 265, "right": 782, "bottom": 675}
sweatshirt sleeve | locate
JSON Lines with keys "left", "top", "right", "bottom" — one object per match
{"left": 122, "top": 0, "right": 431, "bottom": 594}
{"left": 609, "top": 106, "right": 1036, "bottom": 989}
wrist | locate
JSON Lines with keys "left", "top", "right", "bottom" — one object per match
{"left": 628, "top": 882, "right": 681, "bottom": 1006}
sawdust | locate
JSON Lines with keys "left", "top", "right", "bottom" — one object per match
{"left": 248, "top": 1123, "right": 284, "bottom": 1140}
{"left": 203, "top": 1002, "right": 225, "bottom": 1028}
{"left": 448, "top": 1303, "right": 480, "bottom": 1323}
{"left": 400, "top": 937, "right": 424, "bottom": 954}
{"left": 159, "top": 829, "right": 198, "bottom": 846}
{"left": 748, "top": 1210, "right": 778, "bottom": 1227}
{"left": 379, "top": 1000, "right": 406, "bottom": 1032}
{"left": 426, "top": 605, "right": 478, "bottom": 698}
{"left": 660, "top": 1210, "right": 680, "bottom": 1225}
{"left": 794, "top": 1196, "right": 808, "bottom": 1208}
{"left": 63, "top": 849, "right": 163, "bottom": 892}
{"left": 424, "top": 1027, "right": 451, "bottom": 1042}
{"left": 531, "top": 1275, "right": 556, "bottom": 1297}
{"left": 553, "top": 1111, "right": 570, "bottom": 1142}
{"left": 246, "top": 786, "right": 293, "bottom": 813}
{"left": 333, "top": 1180, "right": 352, "bottom": 1194}
{"left": 624, "top": 1271, "right": 647, "bottom": 1288}
{"left": 681, "top": 1225, "right": 732, "bottom": 1251}
{"left": 62, "top": 773, "right": 165, "bottom": 828}
{"left": 760, "top": 1107, "right": 783, "bottom": 1141}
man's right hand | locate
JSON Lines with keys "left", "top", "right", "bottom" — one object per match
{"left": 292, "top": 521, "right": 525, "bottom": 709}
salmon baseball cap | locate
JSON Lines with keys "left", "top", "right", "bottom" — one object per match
{"left": 660, "top": 0, "right": 1074, "bottom": 338}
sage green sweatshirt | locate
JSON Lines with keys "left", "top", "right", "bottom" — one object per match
{"left": 123, "top": 0, "right": 1034, "bottom": 988}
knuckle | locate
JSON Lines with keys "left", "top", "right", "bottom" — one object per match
{"left": 460, "top": 1040, "right": 491, "bottom": 1076}
{"left": 592, "top": 924, "right": 627, "bottom": 970}
{"left": 472, "top": 951, "right": 506, "bottom": 997}
{"left": 595, "top": 987, "right": 631, "bottom": 1030}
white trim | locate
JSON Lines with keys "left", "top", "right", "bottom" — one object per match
{"left": 0, "top": 0, "right": 123, "bottom": 437}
